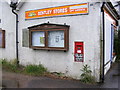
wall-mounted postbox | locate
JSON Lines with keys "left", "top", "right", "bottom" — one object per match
{"left": 74, "top": 42, "right": 84, "bottom": 62}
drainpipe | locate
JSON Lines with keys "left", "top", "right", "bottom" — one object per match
{"left": 12, "top": 9, "right": 19, "bottom": 66}
{"left": 101, "top": 2, "right": 105, "bottom": 83}
{"left": 10, "top": 0, "right": 19, "bottom": 66}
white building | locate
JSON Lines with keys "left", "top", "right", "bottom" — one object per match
{"left": 0, "top": 0, "right": 119, "bottom": 82}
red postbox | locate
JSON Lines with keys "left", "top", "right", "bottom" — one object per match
{"left": 74, "top": 42, "right": 84, "bottom": 62}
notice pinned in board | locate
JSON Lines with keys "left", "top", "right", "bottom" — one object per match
{"left": 32, "top": 31, "right": 45, "bottom": 47}
{"left": 40, "top": 37, "right": 45, "bottom": 45}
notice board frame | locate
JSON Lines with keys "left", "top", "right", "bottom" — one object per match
{"left": 29, "top": 23, "right": 69, "bottom": 51}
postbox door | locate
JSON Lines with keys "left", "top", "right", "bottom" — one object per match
{"left": 74, "top": 42, "right": 84, "bottom": 62}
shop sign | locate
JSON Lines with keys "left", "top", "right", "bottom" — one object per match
{"left": 25, "top": 3, "right": 88, "bottom": 20}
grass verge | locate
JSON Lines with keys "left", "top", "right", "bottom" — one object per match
{"left": 1, "top": 59, "right": 47, "bottom": 76}
{"left": 24, "top": 64, "right": 47, "bottom": 76}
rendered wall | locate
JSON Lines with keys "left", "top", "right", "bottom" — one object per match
{"left": 0, "top": 1, "right": 16, "bottom": 60}
{"left": 18, "top": 2, "right": 101, "bottom": 81}
{"left": 0, "top": 0, "right": 2, "bottom": 28}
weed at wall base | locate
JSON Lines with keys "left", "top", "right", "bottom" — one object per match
{"left": 2, "top": 59, "right": 18, "bottom": 72}
{"left": 80, "top": 64, "right": 96, "bottom": 84}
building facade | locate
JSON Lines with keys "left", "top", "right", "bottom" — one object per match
{"left": 0, "top": 1, "right": 119, "bottom": 82}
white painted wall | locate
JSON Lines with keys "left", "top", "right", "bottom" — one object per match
{"left": 0, "top": 0, "right": 2, "bottom": 86}
{"left": 0, "top": 1, "right": 16, "bottom": 60}
{"left": 0, "top": 0, "right": 2, "bottom": 28}
{"left": 18, "top": 2, "right": 101, "bottom": 81}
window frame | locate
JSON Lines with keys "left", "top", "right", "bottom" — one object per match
{"left": 29, "top": 24, "right": 69, "bottom": 51}
{"left": 0, "top": 30, "right": 5, "bottom": 48}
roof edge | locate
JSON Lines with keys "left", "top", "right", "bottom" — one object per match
{"left": 105, "top": 2, "right": 120, "bottom": 20}
{"left": 28, "top": 23, "right": 70, "bottom": 29}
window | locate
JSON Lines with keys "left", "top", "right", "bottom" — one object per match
{"left": 22, "top": 28, "right": 29, "bottom": 47}
{"left": 29, "top": 23, "right": 69, "bottom": 51}
{"left": 0, "top": 30, "right": 5, "bottom": 48}
{"left": 32, "top": 31, "right": 45, "bottom": 47}
{"left": 48, "top": 30, "right": 64, "bottom": 47}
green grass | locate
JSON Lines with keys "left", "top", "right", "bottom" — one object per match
{"left": 1, "top": 59, "right": 47, "bottom": 76}
{"left": 24, "top": 64, "right": 47, "bottom": 76}
{"left": 2, "top": 59, "right": 18, "bottom": 72}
